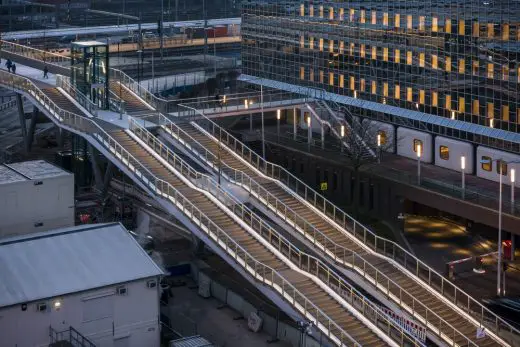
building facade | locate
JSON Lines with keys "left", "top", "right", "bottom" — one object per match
{"left": 242, "top": 0, "right": 520, "bottom": 154}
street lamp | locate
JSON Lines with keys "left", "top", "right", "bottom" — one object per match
{"left": 276, "top": 109, "right": 281, "bottom": 140}
{"left": 416, "top": 143, "right": 422, "bottom": 185}
{"left": 451, "top": 110, "right": 456, "bottom": 120}
{"left": 307, "top": 115, "right": 311, "bottom": 151}
{"left": 511, "top": 168, "right": 516, "bottom": 215}
{"left": 377, "top": 133, "right": 382, "bottom": 163}
{"left": 461, "top": 156, "right": 466, "bottom": 199}
{"left": 480, "top": 157, "right": 520, "bottom": 295}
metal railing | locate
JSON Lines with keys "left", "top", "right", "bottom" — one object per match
{"left": 49, "top": 326, "right": 96, "bottom": 347}
{"left": 174, "top": 103, "right": 519, "bottom": 345}
{"left": 0, "top": 98, "right": 17, "bottom": 111}
{"left": 56, "top": 75, "right": 99, "bottom": 117}
{"left": 0, "top": 70, "right": 364, "bottom": 347}
{"left": 129, "top": 117, "right": 423, "bottom": 347}
{"left": 0, "top": 39, "right": 70, "bottom": 67}
{"left": 158, "top": 112, "right": 487, "bottom": 347}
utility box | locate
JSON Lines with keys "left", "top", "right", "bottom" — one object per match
{"left": 0, "top": 160, "right": 74, "bottom": 239}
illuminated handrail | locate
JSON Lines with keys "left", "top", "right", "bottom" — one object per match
{"left": 129, "top": 117, "right": 424, "bottom": 347}
{"left": 159, "top": 110, "right": 489, "bottom": 347}
{"left": 0, "top": 70, "right": 364, "bottom": 347}
{"left": 175, "top": 103, "right": 518, "bottom": 345}
{"left": 0, "top": 39, "right": 70, "bottom": 68}
{"left": 56, "top": 75, "right": 99, "bottom": 117}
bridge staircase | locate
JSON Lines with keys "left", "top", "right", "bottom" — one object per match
{"left": 0, "top": 69, "right": 422, "bottom": 347}
{"left": 155, "top": 111, "right": 513, "bottom": 347}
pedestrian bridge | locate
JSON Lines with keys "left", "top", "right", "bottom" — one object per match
{"left": 0, "top": 41, "right": 518, "bottom": 347}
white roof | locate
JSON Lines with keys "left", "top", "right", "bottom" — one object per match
{"left": 0, "top": 223, "right": 163, "bottom": 308}
{"left": 0, "top": 165, "right": 26, "bottom": 185}
{"left": 5, "top": 160, "right": 70, "bottom": 180}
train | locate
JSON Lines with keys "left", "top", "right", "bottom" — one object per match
{"left": 366, "top": 120, "right": 520, "bottom": 184}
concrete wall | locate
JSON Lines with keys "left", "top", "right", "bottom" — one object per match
{"left": 0, "top": 174, "right": 74, "bottom": 238}
{"left": 0, "top": 278, "right": 161, "bottom": 347}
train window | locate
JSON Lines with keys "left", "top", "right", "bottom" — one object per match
{"left": 413, "top": 139, "right": 423, "bottom": 153}
{"left": 377, "top": 131, "right": 387, "bottom": 145}
{"left": 439, "top": 146, "right": 450, "bottom": 160}
{"left": 497, "top": 160, "right": 508, "bottom": 175}
{"left": 481, "top": 156, "right": 492, "bottom": 171}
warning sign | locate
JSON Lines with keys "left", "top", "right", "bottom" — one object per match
{"left": 320, "top": 182, "right": 328, "bottom": 191}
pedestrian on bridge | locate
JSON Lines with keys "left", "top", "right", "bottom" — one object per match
{"left": 43, "top": 66, "right": 49, "bottom": 79}
{"left": 11, "top": 64, "right": 16, "bottom": 74}
{"left": 5, "top": 59, "right": 12, "bottom": 73}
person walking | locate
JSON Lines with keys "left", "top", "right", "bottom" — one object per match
{"left": 11, "top": 63, "right": 16, "bottom": 74}
{"left": 5, "top": 59, "right": 12, "bottom": 73}
{"left": 43, "top": 65, "right": 49, "bottom": 79}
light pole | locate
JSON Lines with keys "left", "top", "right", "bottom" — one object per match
{"left": 480, "top": 158, "right": 520, "bottom": 296}
{"left": 276, "top": 109, "right": 281, "bottom": 140}
{"left": 461, "top": 156, "right": 466, "bottom": 199}
{"left": 340, "top": 125, "right": 345, "bottom": 153}
{"left": 307, "top": 115, "right": 311, "bottom": 152}
{"left": 416, "top": 143, "right": 422, "bottom": 185}
{"left": 511, "top": 168, "right": 516, "bottom": 216}
{"left": 377, "top": 133, "right": 381, "bottom": 163}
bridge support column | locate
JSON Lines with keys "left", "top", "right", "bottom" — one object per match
{"left": 249, "top": 112, "right": 253, "bottom": 132}
{"left": 56, "top": 127, "right": 65, "bottom": 148}
{"left": 102, "top": 162, "right": 114, "bottom": 199}
{"left": 26, "top": 108, "right": 38, "bottom": 152}
{"left": 321, "top": 124, "right": 325, "bottom": 149}
{"left": 88, "top": 144, "right": 104, "bottom": 192}
{"left": 16, "top": 94, "right": 27, "bottom": 147}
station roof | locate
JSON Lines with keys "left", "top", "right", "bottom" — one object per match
{"left": 0, "top": 165, "right": 26, "bottom": 185}
{"left": 0, "top": 223, "right": 164, "bottom": 308}
{"left": 5, "top": 160, "right": 71, "bottom": 180}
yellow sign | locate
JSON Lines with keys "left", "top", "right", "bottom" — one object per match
{"left": 320, "top": 182, "right": 328, "bottom": 191}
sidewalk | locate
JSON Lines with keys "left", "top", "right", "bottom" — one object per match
{"left": 1, "top": 63, "right": 57, "bottom": 86}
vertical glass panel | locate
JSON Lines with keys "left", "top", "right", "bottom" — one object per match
{"left": 473, "top": 100, "right": 480, "bottom": 115}
{"left": 459, "top": 97, "right": 466, "bottom": 113}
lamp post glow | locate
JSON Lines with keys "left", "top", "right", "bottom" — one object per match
{"left": 511, "top": 168, "right": 516, "bottom": 216}
{"left": 377, "top": 133, "right": 382, "bottom": 163}
{"left": 451, "top": 110, "right": 456, "bottom": 120}
{"left": 307, "top": 115, "right": 311, "bottom": 151}
{"left": 461, "top": 156, "right": 466, "bottom": 199}
{"left": 276, "top": 109, "right": 281, "bottom": 140}
{"left": 416, "top": 143, "right": 422, "bottom": 185}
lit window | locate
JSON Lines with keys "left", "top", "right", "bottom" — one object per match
{"left": 300, "top": 4, "right": 305, "bottom": 17}
{"left": 360, "top": 9, "right": 366, "bottom": 23}
{"left": 432, "top": 92, "right": 438, "bottom": 107}
{"left": 371, "top": 46, "right": 377, "bottom": 60}
{"left": 459, "top": 97, "right": 465, "bottom": 113}
{"left": 472, "top": 100, "right": 480, "bottom": 115}
{"left": 432, "top": 17, "right": 438, "bottom": 32}
{"left": 445, "top": 19, "right": 452, "bottom": 33}
{"left": 339, "top": 74, "right": 344, "bottom": 88}
{"left": 472, "top": 61, "right": 479, "bottom": 75}
{"left": 300, "top": 36, "right": 305, "bottom": 48}
{"left": 310, "top": 69, "right": 314, "bottom": 82}
{"left": 329, "top": 7, "right": 334, "bottom": 20}
{"left": 407, "top": 87, "right": 413, "bottom": 102}
{"left": 319, "top": 5, "right": 324, "bottom": 18}
{"left": 472, "top": 21, "right": 480, "bottom": 37}
{"left": 419, "top": 90, "right": 425, "bottom": 104}
{"left": 309, "top": 37, "right": 314, "bottom": 49}
{"left": 394, "top": 49, "right": 400, "bottom": 63}
{"left": 383, "top": 47, "right": 389, "bottom": 61}
{"left": 432, "top": 55, "right": 438, "bottom": 69}
{"left": 319, "top": 38, "right": 324, "bottom": 52}
{"left": 458, "top": 59, "right": 465, "bottom": 74}
{"left": 487, "top": 102, "right": 494, "bottom": 119}
{"left": 502, "top": 66, "right": 509, "bottom": 81}
{"left": 445, "top": 57, "right": 452, "bottom": 72}
{"left": 497, "top": 160, "right": 508, "bottom": 175}
{"left": 329, "top": 72, "right": 334, "bottom": 86}
{"left": 395, "top": 14, "right": 400, "bottom": 28}
{"left": 329, "top": 40, "right": 334, "bottom": 53}
{"left": 371, "top": 81, "right": 377, "bottom": 94}
{"left": 360, "top": 44, "right": 366, "bottom": 58}
{"left": 419, "top": 53, "right": 425, "bottom": 67}
{"left": 378, "top": 131, "right": 387, "bottom": 145}
{"left": 413, "top": 139, "right": 423, "bottom": 154}
{"left": 319, "top": 70, "right": 324, "bottom": 83}
{"left": 440, "top": 146, "right": 449, "bottom": 160}
{"left": 502, "top": 105, "right": 510, "bottom": 121}
{"left": 350, "top": 76, "right": 355, "bottom": 90}
{"left": 394, "top": 84, "right": 400, "bottom": 99}
{"left": 371, "top": 11, "right": 377, "bottom": 25}
{"left": 383, "top": 82, "right": 389, "bottom": 97}
{"left": 487, "top": 23, "right": 494, "bottom": 38}
{"left": 309, "top": 6, "right": 314, "bottom": 17}
{"left": 383, "top": 12, "right": 388, "bottom": 26}
{"left": 350, "top": 9, "right": 355, "bottom": 22}
{"left": 300, "top": 67, "right": 305, "bottom": 80}
{"left": 406, "top": 51, "right": 413, "bottom": 65}
{"left": 339, "top": 8, "right": 344, "bottom": 21}
{"left": 419, "top": 16, "right": 425, "bottom": 31}
{"left": 458, "top": 19, "right": 465, "bottom": 35}
{"left": 502, "top": 24, "right": 510, "bottom": 41}
{"left": 482, "top": 156, "right": 492, "bottom": 172}
{"left": 407, "top": 15, "right": 412, "bottom": 30}
{"left": 445, "top": 95, "right": 452, "bottom": 110}
{"left": 339, "top": 41, "right": 344, "bottom": 54}
{"left": 360, "top": 79, "right": 366, "bottom": 91}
